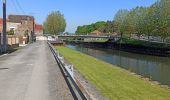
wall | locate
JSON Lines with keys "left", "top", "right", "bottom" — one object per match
{"left": 16, "top": 20, "right": 34, "bottom": 36}
{"left": 7, "top": 35, "right": 19, "bottom": 48}
{"left": 7, "top": 22, "right": 21, "bottom": 33}
{"left": 35, "top": 30, "right": 43, "bottom": 36}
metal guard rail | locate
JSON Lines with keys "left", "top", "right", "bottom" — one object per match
{"left": 48, "top": 41, "right": 91, "bottom": 100}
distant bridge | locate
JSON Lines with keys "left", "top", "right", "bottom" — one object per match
{"left": 58, "top": 35, "right": 120, "bottom": 39}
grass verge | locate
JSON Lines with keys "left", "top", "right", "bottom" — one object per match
{"left": 56, "top": 46, "right": 170, "bottom": 100}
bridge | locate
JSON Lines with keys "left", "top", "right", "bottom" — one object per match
{"left": 58, "top": 35, "right": 120, "bottom": 39}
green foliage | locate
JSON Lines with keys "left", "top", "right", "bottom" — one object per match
{"left": 8, "top": 29, "right": 14, "bottom": 35}
{"left": 114, "top": 9, "right": 129, "bottom": 37}
{"left": 76, "top": 21, "right": 116, "bottom": 35}
{"left": 93, "top": 21, "right": 106, "bottom": 30}
{"left": 113, "top": 0, "right": 170, "bottom": 42}
{"left": 56, "top": 46, "right": 170, "bottom": 100}
{"left": 76, "top": 25, "right": 91, "bottom": 35}
{"left": 24, "top": 30, "right": 29, "bottom": 36}
{"left": 156, "top": 0, "right": 170, "bottom": 40}
{"left": 130, "top": 7, "right": 148, "bottom": 38}
{"left": 98, "top": 21, "right": 116, "bottom": 33}
{"left": 75, "top": 0, "right": 170, "bottom": 42}
{"left": 43, "top": 11, "right": 66, "bottom": 35}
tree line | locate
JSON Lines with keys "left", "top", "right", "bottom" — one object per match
{"left": 76, "top": 0, "right": 170, "bottom": 42}
{"left": 76, "top": 21, "right": 116, "bottom": 35}
{"left": 43, "top": 11, "right": 66, "bottom": 35}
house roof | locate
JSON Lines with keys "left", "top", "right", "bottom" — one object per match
{"left": 35, "top": 24, "right": 43, "bottom": 31}
{"left": 91, "top": 30, "right": 102, "bottom": 34}
{"left": 8, "top": 15, "right": 34, "bottom": 23}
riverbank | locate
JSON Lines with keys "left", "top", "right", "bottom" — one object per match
{"left": 64, "top": 38, "right": 170, "bottom": 57}
{"left": 56, "top": 46, "right": 170, "bottom": 100}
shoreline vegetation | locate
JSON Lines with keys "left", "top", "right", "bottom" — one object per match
{"left": 56, "top": 46, "right": 170, "bottom": 100}
{"left": 64, "top": 37, "right": 170, "bottom": 57}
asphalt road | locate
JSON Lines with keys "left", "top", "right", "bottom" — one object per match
{"left": 0, "top": 41, "right": 73, "bottom": 100}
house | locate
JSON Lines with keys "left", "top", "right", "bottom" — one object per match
{"left": 89, "top": 30, "right": 102, "bottom": 36}
{"left": 0, "top": 18, "right": 3, "bottom": 33}
{"left": 7, "top": 20, "right": 21, "bottom": 34}
{"left": 89, "top": 30, "right": 112, "bottom": 36}
{"left": 8, "top": 15, "right": 35, "bottom": 36}
{"left": 0, "top": 15, "right": 36, "bottom": 45}
{"left": 35, "top": 24, "right": 43, "bottom": 36}
{"left": 0, "top": 18, "right": 20, "bottom": 49}
{"left": 8, "top": 15, "right": 36, "bottom": 44}
{"left": 1, "top": 15, "right": 36, "bottom": 36}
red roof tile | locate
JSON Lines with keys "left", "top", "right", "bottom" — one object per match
{"left": 35, "top": 24, "right": 43, "bottom": 31}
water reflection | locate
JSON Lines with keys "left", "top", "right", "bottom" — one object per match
{"left": 67, "top": 45, "right": 170, "bottom": 86}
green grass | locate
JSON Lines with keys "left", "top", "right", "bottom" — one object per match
{"left": 56, "top": 46, "right": 170, "bottom": 100}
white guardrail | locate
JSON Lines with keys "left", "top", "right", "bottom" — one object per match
{"left": 57, "top": 52, "right": 74, "bottom": 79}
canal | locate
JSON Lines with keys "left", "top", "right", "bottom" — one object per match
{"left": 67, "top": 45, "right": 170, "bottom": 87}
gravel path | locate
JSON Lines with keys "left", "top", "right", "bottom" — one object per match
{"left": 0, "top": 41, "right": 73, "bottom": 100}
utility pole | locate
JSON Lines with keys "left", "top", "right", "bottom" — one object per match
{"left": 33, "top": 17, "right": 35, "bottom": 42}
{"left": 3, "top": 0, "right": 7, "bottom": 52}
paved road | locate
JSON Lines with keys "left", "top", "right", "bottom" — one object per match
{"left": 0, "top": 41, "right": 73, "bottom": 100}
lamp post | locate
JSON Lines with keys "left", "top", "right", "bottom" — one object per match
{"left": 3, "top": 0, "right": 7, "bottom": 52}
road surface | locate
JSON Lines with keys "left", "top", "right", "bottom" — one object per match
{"left": 0, "top": 41, "right": 73, "bottom": 100}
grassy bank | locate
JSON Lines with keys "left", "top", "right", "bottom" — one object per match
{"left": 56, "top": 46, "right": 170, "bottom": 100}
{"left": 115, "top": 37, "right": 169, "bottom": 48}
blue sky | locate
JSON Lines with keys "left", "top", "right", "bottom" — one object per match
{"left": 0, "top": 0, "right": 157, "bottom": 33}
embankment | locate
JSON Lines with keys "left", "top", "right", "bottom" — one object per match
{"left": 56, "top": 46, "right": 170, "bottom": 100}
{"left": 65, "top": 41, "right": 170, "bottom": 57}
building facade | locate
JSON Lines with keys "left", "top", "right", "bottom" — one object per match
{"left": 8, "top": 15, "right": 35, "bottom": 36}
{"left": 35, "top": 24, "right": 43, "bottom": 36}
{"left": 0, "top": 15, "right": 37, "bottom": 46}
{"left": 0, "top": 18, "right": 3, "bottom": 33}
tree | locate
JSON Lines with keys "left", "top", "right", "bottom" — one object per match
{"left": 143, "top": 1, "right": 160, "bottom": 40}
{"left": 75, "top": 21, "right": 107, "bottom": 35}
{"left": 114, "top": 9, "right": 129, "bottom": 38}
{"left": 157, "top": 0, "right": 170, "bottom": 41}
{"left": 98, "top": 21, "right": 115, "bottom": 33}
{"left": 93, "top": 21, "right": 107, "bottom": 30}
{"left": 76, "top": 25, "right": 91, "bottom": 35}
{"left": 132, "top": 7, "right": 148, "bottom": 39}
{"left": 43, "top": 11, "right": 66, "bottom": 35}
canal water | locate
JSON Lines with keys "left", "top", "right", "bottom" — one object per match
{"left": 67, "top": 45, "right": 170, "bottom": 87}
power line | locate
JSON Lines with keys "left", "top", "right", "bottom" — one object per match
{"left": 11, "top": 0, "right": 20, "bottom": 14}
{"left": 15, "top": 0, "right": 26, "bottom": 14}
